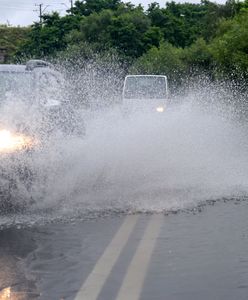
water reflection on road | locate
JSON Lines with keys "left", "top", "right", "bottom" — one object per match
{"left": 0, "top": 228, "right": 38, "bottom": 299}
{"left": 0, "top": 200, "right": 248, "bottom": 300}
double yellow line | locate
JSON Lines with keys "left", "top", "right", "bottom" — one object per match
{"left": 74, "top": 214, "right": 163, "bottom": 300}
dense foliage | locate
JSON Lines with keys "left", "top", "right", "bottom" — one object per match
{"left": 0, "top": 25, "right": 30, "bottom": 62}
{"left": 2, "top": 0, "right": 248, "bottom": 80}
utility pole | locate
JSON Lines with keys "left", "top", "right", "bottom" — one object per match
{"left": 61, "top": 0, "right": 74, "bottom": 14}
{"left": 38, "top": 4, "right": 42, "bottom": 24}
{"left": 34, "top": 3, "right": 50, "bottom": 24}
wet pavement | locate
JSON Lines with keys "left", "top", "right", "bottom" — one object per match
{"left": 0, "top": 228, "right": 38, "bottom": 299}
{"left": 0, "top": 199, "right": 248, "bottom": 300}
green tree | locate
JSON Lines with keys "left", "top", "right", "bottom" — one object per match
{"left": 109, "top": 7, "right": 151, "bottom": 57}
{"left": 70, "top": 0, "right": 121, "bottom": 16}
{"left": 0, "top": 25, "right": 30, "bottom": 62}
{"left": 209, "top": 10, "right": 248, "bottom": 76}
{"left": 68, "top": 5, "right": 161, "bottom": 58}
{"left": 131, "top": 41, "right": 186, "bottom": 85}
{"left": 16, "top": 13, "right": 81, "bottom": 58}
{"left": 183, "top": 38, "right": 213, "bottom": 73}
{"left": 148, "top": 2, "right": 208, "bottom": 47}
{"left": 74, "top": 10, "right": 113, "bottom": 45}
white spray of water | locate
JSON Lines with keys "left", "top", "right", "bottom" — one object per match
{"left": 30, "top": 103, "right": 248, "bottom": 221}
{"left": 0, "top": 63, "right": 248, "bottom": 225}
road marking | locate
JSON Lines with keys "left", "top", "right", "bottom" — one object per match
{"left": 116, "top": 214, "right": 163, "bottom": 300}
{"left": 74, "top": 214, "right": 139, "bottom": 300}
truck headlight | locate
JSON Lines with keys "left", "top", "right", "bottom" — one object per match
{"left": 0, "top": 129, "right": 35, "bottom": 153}
{"left": 156, "top": 106, "right": 165, "bottom": 113}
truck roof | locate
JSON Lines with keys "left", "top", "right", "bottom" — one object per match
{"left": 0, "top": 60, "right": 53, "bottom": 73}
{"left": 0, "top": 64, "right": 26, "bottom": 72}
{"left": 125, "top": 75, "right": 167, "bottom": 78}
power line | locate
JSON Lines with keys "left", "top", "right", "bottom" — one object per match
{"left": 61, "top": 0, "right": 73, "bottom": 13}
{"left": 1, "top": 0, "right": 66, "bottom": 4}
{"left": 0, "top": 5, "right": 33, "bottom": 11}
{"left": 0, "top": 1, "right": 71, "bottom": 25}
{"left": 34, "top": 3, "right": 50, "bottom": 24}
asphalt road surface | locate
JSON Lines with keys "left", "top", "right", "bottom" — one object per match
{"left": 0, "top": 199, "right": 248, "bottom": 300}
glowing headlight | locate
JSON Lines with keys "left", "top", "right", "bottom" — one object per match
{"left": 0, "top": 129, "right": 35, "bottom": 153}
{"left": 0, "top": 287, "right": 11, "bottom": 299}
{"left": 156, "top": 106, "right": 165, "bottom": 113}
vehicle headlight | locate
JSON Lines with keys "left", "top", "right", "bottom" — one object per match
{"left": 0, "top": 129, "right": 35, "bottom": 153}
{"left": 0, "top": 287, "right": 11, "bottom": 299}
{"left": 156, "top": 106, "right": 165, "bottom": 113}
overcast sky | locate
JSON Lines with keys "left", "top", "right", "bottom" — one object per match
{"left": 0, "top": 0, "right": 224, "bottom": 26}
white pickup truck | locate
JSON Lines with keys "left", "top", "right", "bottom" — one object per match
{"left": 122, "top": 75, "right": 169, "bottom": 114}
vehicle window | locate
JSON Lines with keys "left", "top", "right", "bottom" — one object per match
{"left": 0, "top": 72, "right": 33, "bottom": 99}
{"left": 124, "top": 76, "right": 167, "bottom": 99}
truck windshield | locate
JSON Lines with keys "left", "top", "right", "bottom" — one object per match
{"left": 124, "top": 76, "right": 167, "bottom": 99}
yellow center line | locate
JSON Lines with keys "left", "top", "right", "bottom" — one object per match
{"left": 116, "top": 214, "right": 163, "bottom": 300}
{"left": 74, "top": 214, "right": 139, "bottom": 300}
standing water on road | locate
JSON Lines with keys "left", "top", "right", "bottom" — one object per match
{"left": 0, "top": 61, "right": 248, "bottom": 227}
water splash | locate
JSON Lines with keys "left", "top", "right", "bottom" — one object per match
{"left": 0, "top": 61, "right": 248, "bottom": 226}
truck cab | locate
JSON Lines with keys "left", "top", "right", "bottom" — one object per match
{"left": 0, "top": 60, "right": 63, "bottom": 106}
{"left": 122, "top": 75, "right": 169, "bottom": 114}
{"left": 0, "top": 60, "right": 84, "bottom": 136}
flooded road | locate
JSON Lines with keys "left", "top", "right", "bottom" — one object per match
{"left": 0, "top": 76, "right": 248, "bottom": 299}
{"left": 0, "top": 199, "right": 248, "bottom": 300}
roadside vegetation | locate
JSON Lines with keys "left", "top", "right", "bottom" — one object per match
{"left": 0, "top": 25, "right": 30, "bottom": 62}
{"left": 2, "top": 0, "right": 248, "bottom": 82}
